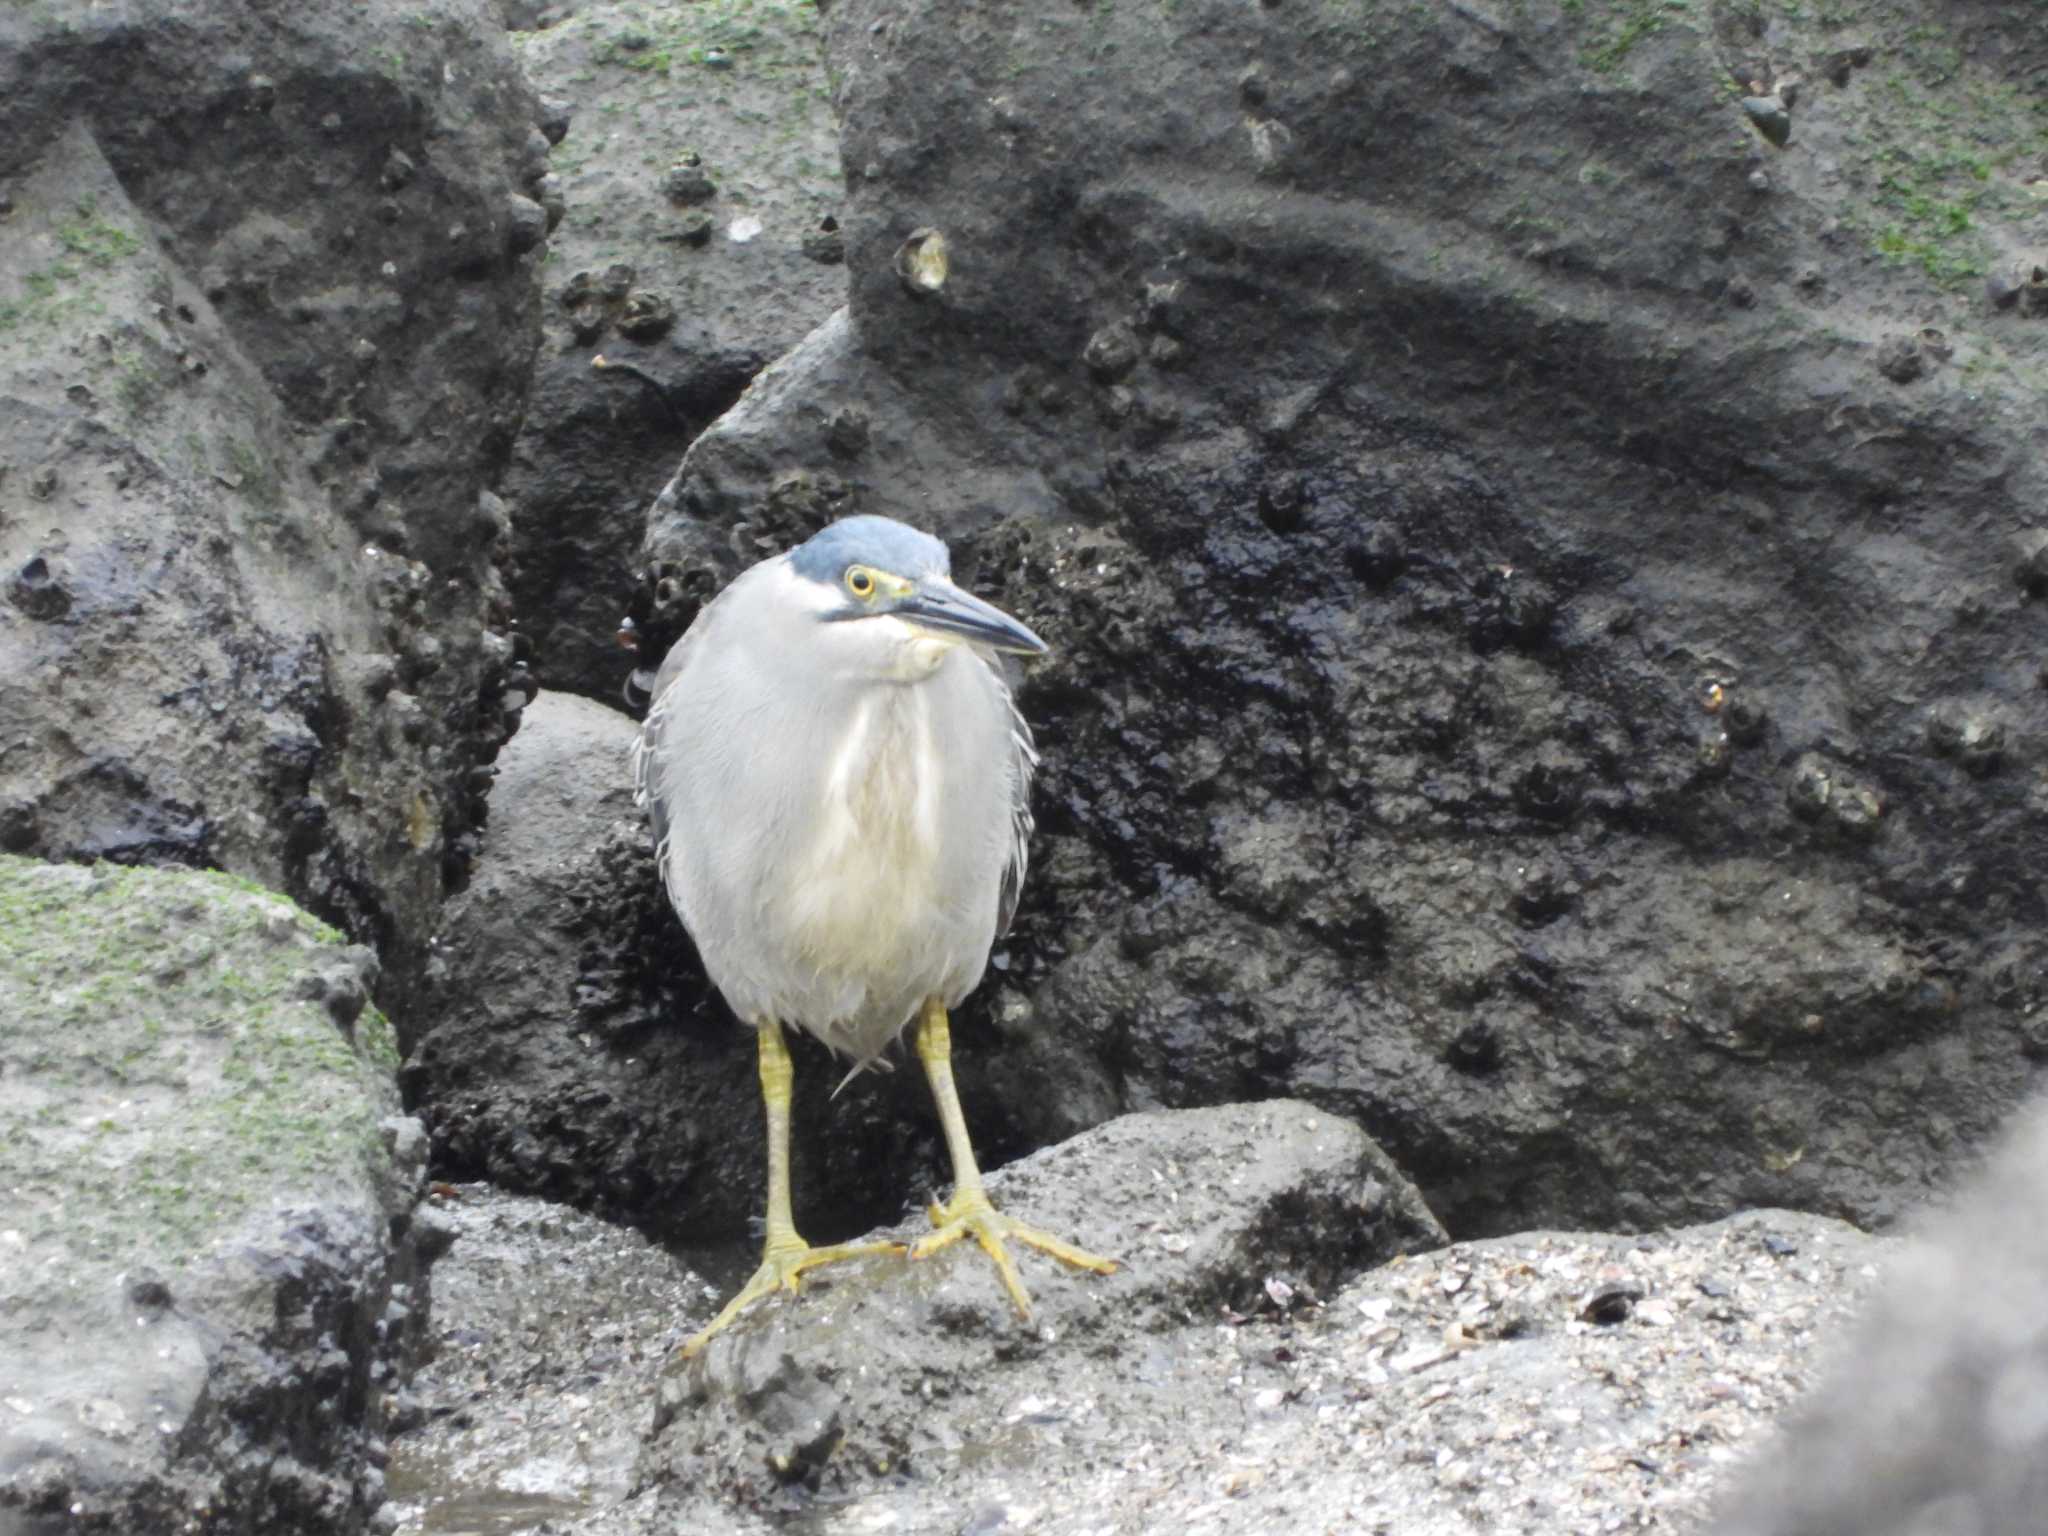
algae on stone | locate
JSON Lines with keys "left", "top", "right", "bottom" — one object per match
{"left": 0, "top": 855, "right": 400, "bottom": 1278}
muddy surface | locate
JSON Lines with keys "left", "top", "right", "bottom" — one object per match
{"left": 383, "top": 1184, "right": 716, "bottom": 1535}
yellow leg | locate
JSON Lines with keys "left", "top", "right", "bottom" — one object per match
{"left": 909, "top": 997, "right": 1117, "bottom": 1317}
{"left": 679, "top": 1019, "right": 903, "bottom": 1358}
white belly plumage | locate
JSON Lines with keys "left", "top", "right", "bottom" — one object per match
{"left": 684, "top": 674, "right": 1002, "bottom": 1064}
{"left": 785, "top": 692, "right": 946, "bottom": 991}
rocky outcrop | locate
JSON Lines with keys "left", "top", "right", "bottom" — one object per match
{"left": 0, "top": 0, "right": 549, "bottom": 1008}
{"left": 1710, "top": 1091, "right": 2048, "bottom": 1536}
{"left": 609, "top": 0, "right": 2048, "bottom": 1238}
{"left": 381, "top": 1109, "right": 1879, "bottom": 1536}
{"left": 644, "top": 1100, "right": 1447, "bottom": 1517}
{"left": 0, "top": 857, "right": 439, "bottom": 1536}
{"left": 498, "top": 1, "right": 846, "bottom": 703}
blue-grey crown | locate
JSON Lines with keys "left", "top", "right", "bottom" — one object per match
{"left": 788, "top": 515, "right": 951, "bottom": 584}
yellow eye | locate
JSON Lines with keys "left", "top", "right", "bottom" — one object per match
{"left": 846, "top": 566, "right": 876, "bottom": 599}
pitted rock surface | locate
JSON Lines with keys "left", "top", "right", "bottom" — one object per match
{"left": 0, "top": 0, "right": 546, "bottom": 1011}
{"left": 612, "top": 0, "right": 2048, "bottom": 1240}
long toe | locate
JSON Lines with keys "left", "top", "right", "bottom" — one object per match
{"left": 679, "top": 1236, "right": 904, "bottom": 1358}
{"left": 910, "top": 1188, "right": 1118, "bottom": 1320}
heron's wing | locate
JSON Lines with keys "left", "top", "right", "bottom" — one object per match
{"left": 989, "top": 657, "right": 1040, "bottom": 940}
{"left": 630, "top": 585, "right": 731, "bottom": 905}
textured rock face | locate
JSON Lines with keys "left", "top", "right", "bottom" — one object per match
{"left": 621, "top": 0, "right": 2048, "bottom": 1238}
{"left": 383, "top": 1184, "right": 1882, "bottom": 1536}
{"left": 405, "top": 690, "right": 751, "bottom": 1225}
{"left": 0, "top": 858, "right": 436, "bottom": 1536}
{"left": 0, "top": 0, "right": 546, "bottom": 1005}
{"left": 498, "top": 1, "right": 846, "bottom": 703}
{"left": 1710, "top": 1091, "right": 2048, "bottom": 1536}
{"left": 641, "top": 1101, "right": 1448, "bottom": 1520}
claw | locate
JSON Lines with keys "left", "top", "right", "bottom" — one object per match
{"left": 679, "top": 1236, "right": 905, "bottom": 1359}
{"left": 910, "top": 1186, "right": 1117, "bottom": 1319}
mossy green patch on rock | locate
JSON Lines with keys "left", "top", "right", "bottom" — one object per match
{"left": 587, "top": 0, "right": 821, "bottom": 81}
{"left": 0, "top": 855, "right": 401, "bottom": 1277}
{"left": 1855, "top": 65, "right": 2048, "bottom": 285}
{"left": 1557, "top": 0, "right": 1700, "bottom": 75}
{"left": 0, "top": 193, "right": 147, "bottom": 334}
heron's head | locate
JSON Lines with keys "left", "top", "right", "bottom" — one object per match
{"left": 786, "top": 515, "right": 1047, "bottom": 679}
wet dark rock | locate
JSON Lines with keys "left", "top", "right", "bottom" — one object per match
{"left": 0, "top": 0, "right": 541, "bottom": 1016}
{"left": 660, "top": 159, "right": 716, "bottom": 206}
{"left": 602, "top": 0, "right": 2048, "bottom": 1248}
{"left": 1711, "top": 1094, "right": 2048, "bottom": 1536}
{"left": 616, "top": 289, "right": 675, "bottom": 341}
{"left": 0, "top": 859, "right": 433, "bottom": 1536}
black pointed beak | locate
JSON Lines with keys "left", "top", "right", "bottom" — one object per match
{"left": 897, "top": 578, "right": 1049, "bottom": 655}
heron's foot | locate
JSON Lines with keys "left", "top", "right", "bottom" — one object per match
{"left": 910, "top": 1186, "right": 1118, "bottom": 1319}
{"left": 679, "top": 1235, "right": 906, "bottom": 1359}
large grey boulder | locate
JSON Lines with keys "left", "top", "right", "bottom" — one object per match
{"left": 641, "top": 1100, "right": 1448, "bottom": 1520}
{"left": 0, "top": 0, "right": 547, "bottom": 1009}
{"left": 497, "top": 1, "right": 847, "bottom": 702}
{"left": 0, "top": 857, "right": 438, "bottom": 1536}
{"left": 1710, "top": 1091, "right": 2048, "bottom": 1536}
{"left": 620, "top": 0, "right": 2048, "bottom": 1237}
